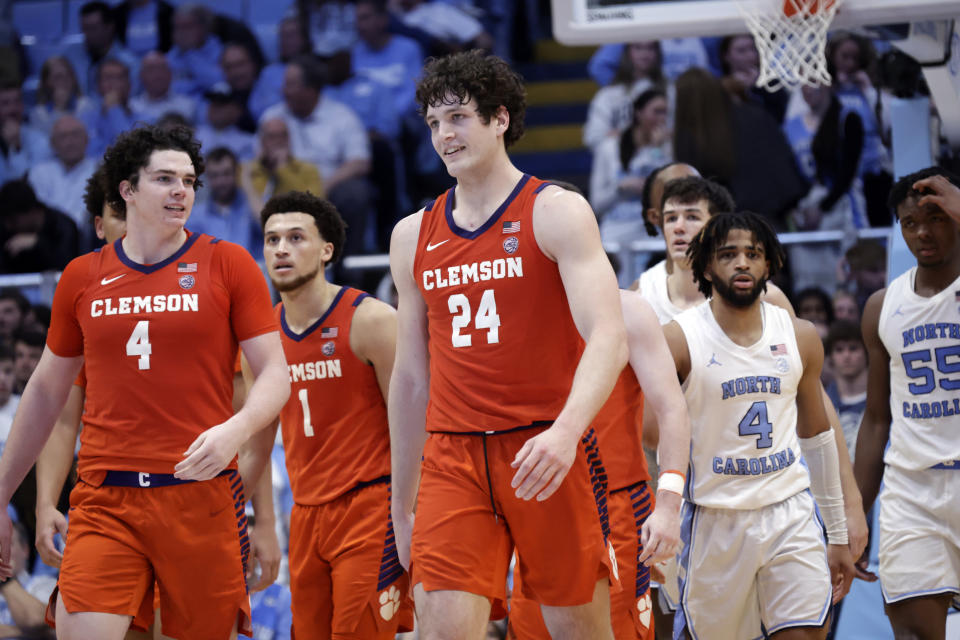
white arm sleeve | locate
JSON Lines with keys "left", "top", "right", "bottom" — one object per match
{"left": 798, "top": 428, "right": 848, "bottom": 545}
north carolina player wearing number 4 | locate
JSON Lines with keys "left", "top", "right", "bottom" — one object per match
{"left": 0, "top": 125, "right": 290, "bottom": 640}
{"left": 245, "top": 191, "right": 413, "bottom": 639}
{"left": 854, "top": 167, "right": 960, "bottom": 640}
{"left": 661, "top": 212, "right": 855, "bottom": 640}
{"left": 389, "top": 51, "right": 629, "bottom": 638}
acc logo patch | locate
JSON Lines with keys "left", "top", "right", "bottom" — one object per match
{"left": 636, "top": 592, "right": 652, "bottom": 629}
{"left": 378, "top": 585, "right": 401, "bottom": 621}
{"left": 774, "top": 356, "right": 789, "bottom": 373}
{"left": 321, "top": 341, "right": 336, "bottom": 356}
{"left": 178, "top": 275, "right": 195, "bottom": 290}
{"left": 503, "top": 236, "right": 519, "bottom": 254}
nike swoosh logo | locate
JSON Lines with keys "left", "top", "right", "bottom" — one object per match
{"left": 426, "top": 240, "right": 449, "bottom": 251}
{"left": 100, "top": 274, "right": 126, "bottom": 285}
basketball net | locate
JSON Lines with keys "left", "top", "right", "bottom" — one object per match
{"left": 735, "top": 0, "right": 843, "bottom": 91}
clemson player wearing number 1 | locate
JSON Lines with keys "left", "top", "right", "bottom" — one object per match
{"left": 250, "top": 191, "right": 413, "bottom": 639}
{"left": 389, "top": 51, "right": 628, "bottom": 639}
{"left": 0, "top": 125, "right": 290, "bottom": 640}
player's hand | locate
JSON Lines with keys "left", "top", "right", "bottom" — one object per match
{"left": 639, "top": 491, "right": 681, "bottom": 566}
{"left": 392, "top": 508, "right": 415, "bottom": 571}
{"left": 853, "top": 546, "right": 878, "bottom": 582}
{"left": 0, "top": 507, "right": 13, "bottom": 580}
{"left": 247, "top": 520, "right": 281, "bottom": 592}
{"left": 845, "top": 503, "right": 868, "bottom": 563}
{"left": 827, "top": 543, "right": 855, "bottom": 603}
{"left": 35, "top": 504, "right": 68, "bottom": 568}
{"left": 510, "top": 426, "right": 579, "bottom": 502}
{"left": 914, "top": 175, "right": 960, "bottom": 222}
{"left": 175, "top": 422, "right": 246, "bottom": 481}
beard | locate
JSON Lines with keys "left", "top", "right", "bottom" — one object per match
{"left": 270, "top": 264, "right": 320, "bottom": 292}
{"left": 710, "top": 272, "right": 766, "bottom": 308}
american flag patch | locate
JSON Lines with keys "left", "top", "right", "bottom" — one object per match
{"left": 954, "top": 290, "right": 960, "bottom": 302}
{"left": 502, "top": 221, "right": 520, "bottom": 234}
{"left": 770, "top": 344, "right": 787, "bottom": 356}
{"left": 178, "top": 262, "right": 197, "bottom": 273}
{"left": 321, "top": 327, "right": 338, "bottom": 338}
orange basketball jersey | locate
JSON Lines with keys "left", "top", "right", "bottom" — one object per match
{"left": 277, "top": 287, "right": 391, "bottom": 505}
{"left": 413, "top": 176, "right": 581, "bottom": 433}
{"left": 592, "top": 367, "right": 650, "bottom": 491}
{"left": 47, "top": 233, "right": 277, "bottom": 478}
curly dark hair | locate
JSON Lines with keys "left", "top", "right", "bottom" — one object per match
{"left": 415, "top": 50, "right": 526, "bottom": 148}
{"left": 260, "top": 191, "right": 347, "bottom": 265}
{"left": 887, "top": 166, "right": 960, "bottom": 219}
{"left": 83, "top": 165, "right": 123, "bottom": 225}
{"left": 660, "top": 176, "right": 735, "bottom": 218}
{"left": 687, "top": 211, "right": 785, "bottom": 298}
{"left": 101, "top": 125, "right": 204, "bottom": 216}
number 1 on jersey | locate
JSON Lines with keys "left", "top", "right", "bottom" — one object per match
{"left": 126, "top": 320, "right": 152, "bottom": 370}
{"left": 448, "top": 289, "right": 501, "bottom": 347}
{"left": 299, "top": 388, "right": 314, "bottom": 437}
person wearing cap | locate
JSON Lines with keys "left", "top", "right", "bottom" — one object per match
{"left": 195, "top": 83, "right": 255, "bottom": 162}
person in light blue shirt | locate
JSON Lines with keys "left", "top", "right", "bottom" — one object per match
{"left": 325, "top": 52, "right": 400, "bottom": 141}
{"left": 166, "top": 4, "right": 225, "bottom": 97}
{"left": 61, "top": 2, "right": 141, "bottom": 96}
{"left": 194, "top": 85, "right": 256, "bottom": 161}
{"left": 77, "top": 58, "right": 141, "bottom": 157}
{"left": 0, "top": 82, "right": 52, "bottom": 183}
{"left": 129, "top": 50, "right": 197, "bottom": 124}
{"left": 188, "top": 147, "right": 261, "bottom": 255}
{"left": 351, "top": 0, "right": 423, "bottom": 120}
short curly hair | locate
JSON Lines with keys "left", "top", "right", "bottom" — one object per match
{"left": 687, "top": 211, "right": 785, "bottom": 298}
{"left": 415, "top": 50, "right": 526, "bottom": 148}
{"left": 101, "top": 125, "right": 204, "bottom": 216}
{"left": 260, "top": 191, "right": 347, "bottom": 265}
{"left": 83, "top": 165, "right": 123, "bottom": 225}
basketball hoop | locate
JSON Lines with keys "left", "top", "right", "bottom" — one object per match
{"left": 735, "top": 0, "right": 843, "bottom": 92}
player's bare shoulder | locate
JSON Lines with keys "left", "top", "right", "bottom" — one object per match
{"left": 531, "top": 184, "right": 599, "bottom": 261}
{"left": 389, "top": 208, "right": 426, "bottom": 280}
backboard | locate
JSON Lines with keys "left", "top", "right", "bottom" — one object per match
{"left": 551, "top": 0, "right": 959, "bottom": 44}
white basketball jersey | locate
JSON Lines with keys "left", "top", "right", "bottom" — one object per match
{"left": 638, "top": 260, "right": 682, "bottom": 324}
{"left": 675, "top": 301, "right": 810, "bottom": 509}
{"left": 878, "top": 268, "right": 960, "bottom": 470}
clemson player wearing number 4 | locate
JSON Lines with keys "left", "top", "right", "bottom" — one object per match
{"left": 242, "top": 190, "right": 413, "bottom": 639}
{"left": 389, "top": 51, "right": 628, "bottom": 639}
{"left": 0, "top": 125, "right": 290, "bottom": 640}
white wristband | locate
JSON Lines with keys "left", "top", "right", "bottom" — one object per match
{"left": 657, "top": 471, "right": 685, "bottom": 496}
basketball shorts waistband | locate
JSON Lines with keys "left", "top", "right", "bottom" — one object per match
{"left": 428, "top": 421, "right": 553, "bottom": 436}
{"left": 930, "top": 460, "right": 960, "bottom": 470}
{"left": 101, "top": 469, "right": 233, "bottom": 488}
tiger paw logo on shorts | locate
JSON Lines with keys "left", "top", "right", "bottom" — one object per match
{"left": 636, "top": 592, "right": 652, "bottom": 628}
{"left": 379, "top": 585, "right": 401, "bottom": 621}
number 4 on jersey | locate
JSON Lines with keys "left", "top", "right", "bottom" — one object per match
{"left": 739, "top": 401, "right": 773, "bottom": 449}
{"left": 126, "top": 320, "right": 152, "bottom": 370}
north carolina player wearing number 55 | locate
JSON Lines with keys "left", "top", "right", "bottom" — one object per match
{"left": 854, "top": 168, "right": 960, "bottom": 639}
{"left": 0, "top": 125, "right": 290, "bottom": 640}
{"left": 388, "top": 50, "right": 628, "bottom": 639}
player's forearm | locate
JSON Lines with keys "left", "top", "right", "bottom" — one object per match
{"left": 853, "top": 417, "right": 888, "bottom": 513}
{"left": 654, "top": 406, "right": 691, "bottom": 484}
{"left": 231, "top": 363, "right": 290, "bottom": 445}
{"left": 238, "top": 421, "right": 278, "bottom": 492}
{"left": 553, "top": 325, "right": 627, "bottom": 439}
{"left": 388, "top": 370, "right": 428, "bottom": 515}
{"left": 249, "top": 464, "right": 276, "bottom": 529}
{"left": 799, "top": 428, "right": 848, "bottom": 545}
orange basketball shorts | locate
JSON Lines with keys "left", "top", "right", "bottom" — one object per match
{"left": 507, "top": 481, "right": 655, "bottom": 640}
{"left": 411, "top": 425, "right": 618, "bottom": 616}
{"left": 288, "top": 478, "right": 413, "bottom": 639}
{"left": 47, "top": 470, "right": 252, "bottom": 640}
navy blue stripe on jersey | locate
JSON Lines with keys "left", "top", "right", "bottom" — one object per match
{"left": 444, "top": 174, "right": 531, "bottom": 240}
{"left": 533, "top": 181, "right": 553, "bottom": 194}
{"left": 423, "top": 199, "right": 436, "bottom": 214}
{"left": 581, "top": 427, "right": 611, "bottom": 544}
{"left": 114, "top": 231, "right": 202, "bottom": 274}
{"left": 209, "top": 237, "right": 221, "bottom": 244}
{"left": 630, "top": 482, "right": 652, "bottom": 599}
{"left": 377, "top": 488, "right": 405, "bottom": 591}
{"left": 280, "top": 286, "right": 350, "bottom": 342}
{"left": 352, "top": 292, "right": 369, "bottom": 307}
